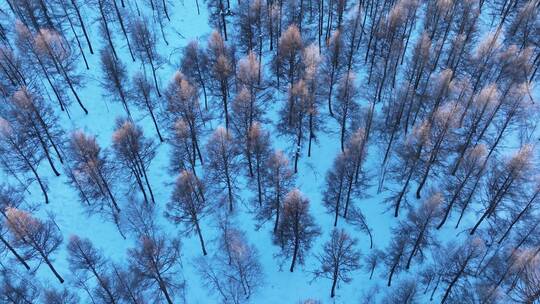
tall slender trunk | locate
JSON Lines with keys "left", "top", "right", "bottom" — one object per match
{"left": 0, "top": 234, "right": 30, "bottom": 270}
{"left": 70, "top": 0, "right": 94, "bottom": 54}
{"left": 43, "top": 254, "right": 64, "bottom": 283}
{"left": 289, "top": 234, "right": 299, "bottom": 272}
{"left": 194, "top": 217, "right": 207, "bottom": 255}
{"left": 112, "top": 0, "right": 136, "bottom": 61}
{"left": 330, "top": 268, "right": 338, "bottom": 297}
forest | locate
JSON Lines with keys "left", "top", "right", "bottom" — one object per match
{"left": 0, "top": 0, "right": 539, "bottom": 303}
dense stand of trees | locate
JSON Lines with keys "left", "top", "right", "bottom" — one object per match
{"left": 0, "top": 0, "right": 539, "bottom": 302}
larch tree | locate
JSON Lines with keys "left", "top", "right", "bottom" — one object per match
{"left": 313, "top": 228, "right": 361, "bottom": 298}
{"left": 257, "top": 150, "right": 295, "bottom": 233}
{"left": 438, "top": 238, "right": 485, "bottom": 303}
{"left": 273, "top": 189, "right": 320, "bottom": 272}
{"left": 0, "top": 184, "right": 31, "bottom": 271}
{"left": 470, "top": 144, "right": 534, "bottom": 235}
{"left": 100, "top": 48, "right": 131, "bottom": 118}
{"left": 13, "top": 21, "right": 70, "bottom": 113}
{"left": 180, "top": 40, "right": 210, "bottom": 110}
{"left": 437, "top": 144, "right": 487, "bottom": 229}
{"left": 110, "top": 262, "right": 147, "bottom": 303}
{"left": 128, "top": 234, "right": 184, "bottom": 304}
{"left": 451, "top": 83, "right": 498, "bottom": 176}
{"left": 322, "top": 128, "right": 369, "bottom": 230}
{"left": 207, "top": 31, "right": 235, "bottom": 130}
{"left": 300, "top": 44, "right": 323, "bottom": 157}
{"left": 66, "top": 131, "right": 124, "bottom": 238}
{"left": 7, "top": 88, "right": 65, "bottom": 177}
{"left": 334, "top": 72, "right": 360, "bottom": 152}
{"left": 42, "top": 287, "right": 80, "bottom": 304}
{"left": 273, "top": 24, "right": 303, "bottom": 94}
{"left": 0, "top": 117, "right": 48, "bottom": 204}
{"left": 415, "top": 100, "right": 461, "bottom": 199}
{"left": 197, "top": 220, "right": 263, "bottom": 303}
{"left": 96, "top": 0, "right": 119, "bottom": 61}
{"left": 131, "top": 17, "right": 162, "bottom": 97}
{"left": 67, "top": 235, "right": 120, "bottom": 304}
{"left": 5, "top": 207, "right": 64, "bottom": 283}
{"left": 205, "top": 127, "right": 241, "bottom": 212}
{"left": 497, "top": 176, "right": 540, "bottom": 245}
{"left": 33, "top": 27, "right": 88, "bottom": 114}
{"left": 383, "top": 223, "right": 412, "bottom": 287}
{"left": 233, "top": 51, "right": 266, "bottom": 175}
{"left": 403, "top": 191, "right": 443, "bottom": 270}
{"left": 322, "top": 29, "right": 345, "bottom": 116}
{"left": 165, "top": 170, "right": 209, "bottom": 256}
{"left": 132, "top": 72, "right": 164, "bottom": 142}
{"left": 166, "top": 71, "right": 206, "bottom": 173}
{"left": 246, "top": 122, "right": 272, "bottom": 208}
{"left": 387, "top": 120, "right": 430, "bottom": 217}
{"left": 0, "top": 268, "right": 40, "bottom": 303}
{"left": 381, "top": 279, "right": 419, "bottom": 304}
{"left": 112, "top": 119, "right": 157, "bottom": 205}
{"left": 277, "top": 79, "right": 311, "bottom": 173}
{"left": 231, "top": 88, "right": 260, "bottom": 177}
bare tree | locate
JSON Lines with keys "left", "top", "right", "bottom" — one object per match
{"left": 131, "top": 17, "right": 162, "bottom": 97}
{"left": 132, "top": 72, "right": 164, "bottom": 142}
{"left": 205, "top": 127, "right": 241, "bottom": 212}
{"left": 65, "top": 131, "right": 124, "bottom": 238}
{"left": 273, "top": 25, "right": 303, "bottom": 94}
{"left": 334, "top": 72, "right": 360, "bottom": 151}
{"left": 300, "top": 44, "right": 323, "bottom": 157}
{"left": 112, "top": 118, "right": 157, "bottom": 205}
{"left": 67, "top": 235, "right": 119, "bottom": 304}
{"left": 5, "top": 207, "right": 64, "bottom": 283}
{"left": 42, "top": 287, "right": 80, "bottom": 304}
{"left": 322, "top": 30, "right": 345, "bottom": 116}
{"left": 165, "top": 170, "right": 209, "bottom": 255}
{"left": 382, "top": 223, "right": 411, "bottom": 287}
{"left": 403, "top": 191, "right": 443, "bottom": 270}
{"left": 257, "top": 150, "right": 295, "bottom": 233}
{"left": 381, "top": 278, "right": 419, "bottom": 304}
{"left": 13, "top": 21, "right": 71, "bottom": 113}
{"left": 439, "top": 238, "right": 485, "bottom": 303}
{"left": 437, "top": 144, "right": 487, "bottom": 229}
{"left": 197, "top": 220, "right": 263, "bottom": 303}
{"left": 243, "top": 122, "right": 272, "bottom": 207}
{"left": 0, "top": 184, "right": 31, "bottom": 271}
{"left": 7, "top": 88, "right": 65, "bottom": 177}
{"left": 166, "top": 72, "right": 206, "bottom": 173}
{"left": 322, "top": 128, "right": 369, "bottom": 228}
{"left": 386, "top": 120, "right": 430, "bottom": 217}
{"left": 110, "top": 262, "right": 147, "bottom": 304}
{"left": 470, "top": 145, "right": 534, "bottom": 235}
{"left": 128, "top": 234, "right": 184, "bottom": 304}
{"left": 313, "top": 228, "right": 361, "bottom": 298}
{"left": 207, "top": 31, "right": 234, "bottom": 129}
{"left": 364, "top": 248, "right": 384, "bottom": 280}
{"left": 100, "top": 48, "right": 131, "bottom": 117}
{"left": 0, "top": 267, "right": 40, "bottom": 303}
{"left": 0, "top": 117, "right": 48, "bottom": 204}
{"left": 33, "top": 27, "right": 88, "bottom": 114}
{"left": 180, "top": 40, "right": 210, "bottom": 110}
{"left": 277, "top": 79, "right": 311, "bottom": 173}
{"left": 274, "top": 189, "right": 320, "bottom": 272}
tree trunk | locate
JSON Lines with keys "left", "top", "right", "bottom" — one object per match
{"left": 43, "top": 254, "right": 64, "bottom": 283}
{"left": 70, "top": 0, "right": 94, "bottom": 54}
{"left": 195, "top": 218, "right": 208, "bottom": 255}
{"left": 289, "top": 235, "right": 299, "bottom": 272}
{"left": 0, "top": 233, "right": 30, "bottom": 270}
